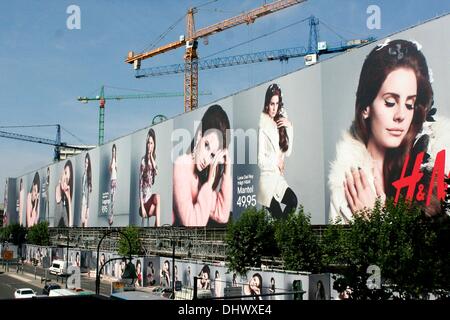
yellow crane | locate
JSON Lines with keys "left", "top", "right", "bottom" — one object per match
{"left": 126, "top": 0, "right": 307, "bottom": 112}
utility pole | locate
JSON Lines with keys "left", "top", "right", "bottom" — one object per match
{"left": 172, "top": 240, "right": 175, "bottom": 299}
{"left": 65, "top": 229, "right": 69, "bottom": 288}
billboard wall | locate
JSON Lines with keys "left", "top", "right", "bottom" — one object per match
{"left": 3, "top": 178, "right": 16, "bottom": 225}
{"left": 322, "top": 16, "right": 450, "bottom": 223}
{"left": 130, "top": 120, "right": 174, "bottom": 227}
{"left": 172, "top": 99, "right": 234, "bottom": 227}
{"left": 6, "top": 14, "right": 450, "bottom": 227}
{"left": 53, "top": 159, "right": 77, "bottom": 227}
{"left": 74, "top": 150, "right": 100, "bottom": 228}
{"left": 232, "top": 65, "right": 325, "bottom": 224}
{"left": 98, "top": 138, "right": 131, "bottom": 227}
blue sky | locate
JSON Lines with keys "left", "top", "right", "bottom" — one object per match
{"left": 1, "top": 0, "right": 449, "bottom": 199}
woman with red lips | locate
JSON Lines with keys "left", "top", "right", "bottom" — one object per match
{"left": 173, "top": 104, "right": 232, "bottom": 227}
{"left": 329, "top": 39, "right": 449, "bottom": 223}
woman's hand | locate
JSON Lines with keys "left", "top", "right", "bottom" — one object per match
{"left": 222, "top": 149, "right": 230, "bottom": 175}
{"left": 276, "top": 117, "right": 291, "bottom": 128}
{"left": 207, "top": 149, "right": 227, "bottom": 187}
{"left": 343, "top": 167, "right": 385, "bottom": 216}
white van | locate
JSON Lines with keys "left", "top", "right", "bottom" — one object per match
{"left": 49, "top": 288, "right": 94, "bottom": 297}
{"left": 49, "top": 260, "right": 68, "bottom": 275}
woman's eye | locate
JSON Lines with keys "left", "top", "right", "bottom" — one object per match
{"left": 405, "top": 103, "right": 414, "bottom": 110}
{"left": 384, "top": 100, "right": 395, "bottom": 107}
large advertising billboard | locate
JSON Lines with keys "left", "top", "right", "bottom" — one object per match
{"left": 6, "top": 14, "right": 450, "bottom": 227}
{"left": 2, "top": 178, "right": 16, "bottom": 225}
{"left": 53, "top": 159, "right": 76, "bottom": 227}
{"left": 323, "top": 17, "right": 450, "bottom": 223}
{"left": 130, "top": 120, "right": 174, "bottom": 227}
{"left": 74, "top": 150, "right": 99, "bottom": 228}
{"left": 98, "top": 138, "right": 131, "bottom": 227}
{"left": 172, "top": 99, "right": 234, "bottom": 227}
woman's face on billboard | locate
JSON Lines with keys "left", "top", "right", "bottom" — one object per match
{"left": 62, "top": 166, "right": 71, "bottom": 191}
{"left": 250, "top": 275, "right": 260, "bottom": 291}
{"left": 365, "top": 67, "right": 416, "bottom": 153}
{"left": 194, "top": 130, "right": 221, "bottom": 172}
{"left": 147, "top": 135, "right": 155, "bottom": 154}
{"left": 268, "top": 95, "right": 279, "bottom": 119}
{"left": 31, "top": 183, "right": 39, "bottom": 200}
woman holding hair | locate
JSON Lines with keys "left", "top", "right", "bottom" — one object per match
{"left": 329, "top": 39, "right": 449, "bottom": 223}
{"left": 139, "top": 128, "right": 160, "bottom": 227}
{"left": 26, "top": 172, "right": 40, "bottom": 227}
{"left": 160, "top": 260, "right": 171, "bottom": 287}
{"left": 81, "top": 153, "right": 92, "bottom": 227}
{"left": 243, "top": 273, "right": 263, "bottom": 300}
{"left": 197, "top": 264, "right": 211, "bottom": 290}
{"left": 55, "top": 160, "right": 73, "bottom": 227}
{"left": 173, "top": 104, "right": 232, "bottom": 226}
{"left": 109, "top": 144, "right": 117, "bottom": 226}
{"left": 257, "top": 84, "right": 298, "bottom": 219}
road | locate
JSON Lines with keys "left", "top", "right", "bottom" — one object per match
{"left": 0, "top": 262, "right": 111, "bottom": 299}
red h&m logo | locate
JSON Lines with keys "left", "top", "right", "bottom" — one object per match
{"left": 392, "top": 150, "right": 449, "bottom": 206}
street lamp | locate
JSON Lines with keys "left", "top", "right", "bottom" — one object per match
{"left": 171, "top": 239, "right": 175, "bottom": 299}
{"left": 65, "top": 229, "right": 69, "bottom": 288}
{"left": 95, "top": 228, "right": 133, "bottom": 295}
{"left": 57, "top": 231, "right": 70, "bottom": 288}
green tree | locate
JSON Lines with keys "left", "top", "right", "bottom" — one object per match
{"left": 27, "top": 222, "right": 50, "bottom": 245}
{"left": 0, "top": 223, "right": 27, "bottom": 245}
{"left": 118, "top": 226, "right": 142, "bottom": 256}
{"left": 322, "top": 199, "right": 450, "bottom": 300}
{"left": 275, "top": 207, "right": 321, "bottom": 272}
{"left": 225, "top": 207, "right": 277, "bottom": 275}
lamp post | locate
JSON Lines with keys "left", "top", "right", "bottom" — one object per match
{"left": 95, "top": 228, "right": 133, "bottom": 295}
{"left": 172, "top": 239, "right": 175, "bottom": 299}
{"left": 65, "top": 229, "right": 69, "bottom": 288}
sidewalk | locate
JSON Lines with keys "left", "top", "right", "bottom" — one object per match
{"left": 4, "top": 268, "right": 48, "bottom": 290}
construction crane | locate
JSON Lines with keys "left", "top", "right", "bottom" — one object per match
{"left": 126, "top": 0, "right": 307, "bottom": 112}
{"left": 134, "top": 16, "right": 374, "bottom": 78}
{"left": 77, "top": 85, "right": 211, "bottom": 145}
{"left": 0, "top": 125, "right": 92, "bottom": 161}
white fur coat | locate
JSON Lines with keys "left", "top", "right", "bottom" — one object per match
{"left": 328, "top": 116, "right": 450, "bottom": 224}
{"left": 257, "top": 112, "right": 294, "bottom": 207}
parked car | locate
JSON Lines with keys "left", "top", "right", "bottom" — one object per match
{"left": 42, "top": 283, "right": 61, "bottom": 295}
{"left": 14, "top": 288, "right": 36, "bottom": 299}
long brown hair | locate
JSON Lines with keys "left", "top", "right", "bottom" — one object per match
{"left": 263, "top": 83, "right": 289, "bottom": 152}
{"left": 352, "top": 39, "right": 435, "bottom": 213}
{"left": 143, "top": 128, "right": 157, "bottom": 185}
